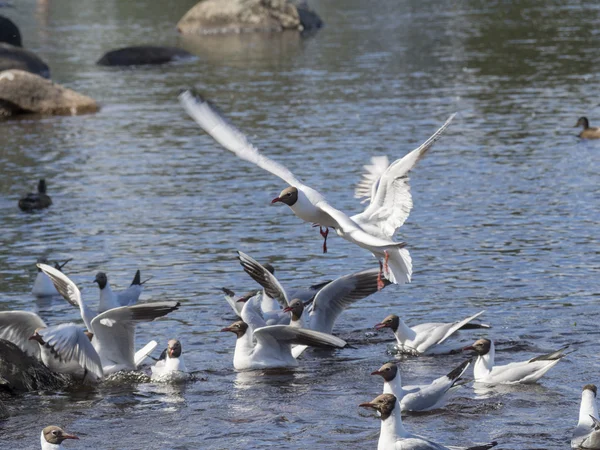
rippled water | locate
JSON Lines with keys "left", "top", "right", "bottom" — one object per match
{"left": 1, "top": 0, "right": 600, "bottom": 448}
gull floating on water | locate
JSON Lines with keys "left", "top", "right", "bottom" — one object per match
{"left": 372, "top": 360, "right": 470, "bottom": 412}
{"left": 38, "top": 263, "right": 178, "bottom": 375}
{"left": 32, "top": 257, "right": 72, "bottom": 297}
{"left": 41, "top": 426, "right": 78, "bottom": 449}
{"left": 151, "top": 339, "right": 187, "bottom": 381}
{"left": 462, "top": 338, "right": 571, "bottom": 384}
{"left": 572, "top": 384, "right": 600, "bottom": 449}
{"left": 375, "top": 311, "right": 489, "bottom": 355}
{"left": 359, "top": 393, "right": 498, "bottom": 450}
{"left": 220, "top": 310, "right": 346, "bottom": 371}
{"left": 94, "top": 270, "right": 147, "bottom": 313}
{"left": 179, "top": 91, "right": 455, "bottom": 286}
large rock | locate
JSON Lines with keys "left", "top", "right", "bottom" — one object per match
{"left": 177, "top": 0, "right": 322, "bottom": 34}
{"left": 0, "top": 339, "right": 71, "bottom": 392}
{"left": 0, "top": 43, "right": 49, "bottom": 78}
{"left": 0, "top": 70, "right": 98, "bottom": 118}
{"left": 0, "top": 15, "right": 21, "bottom": 47}
{"left": 97, "top": 45, "right": 193, "bottom": 66}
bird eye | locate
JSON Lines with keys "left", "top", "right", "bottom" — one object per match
{"left": 385, "top": 367, "right": 390, "bottom": 371}
{"left": 52, "top": 431, "right": 58, "bottom": 436}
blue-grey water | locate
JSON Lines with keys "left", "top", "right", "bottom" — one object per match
{"left": 1, "top": 0, "right": 599, "bottom": 448}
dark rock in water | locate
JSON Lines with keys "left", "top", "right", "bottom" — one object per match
{"left": 0, "top": 339, "right": 71, "bottom": 392}
{"left": 0, "top": 69, "right": 98, "bottom": 118}
{"left": 0, "top": 42, "right": 49, "bottom": 78}
{"left": 97, "top": 46, "right": 193, "bottom": 66}
{"left": 177, "top": 0, "right": 322, "bottom": 34}
{"left": 0, "top": 15, "right": 20, "bottom": 46}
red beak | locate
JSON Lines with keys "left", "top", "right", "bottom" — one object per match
{"left": 236, "top": 298, "right": 249, "bottom": 303}
{"left": 271, "top": 197, "right": 281, "bottom": 204}
{"left": 370, "top": 370, "right": 381, "bottom": 376}
{"left": 62, "top": 433, "right": 79, "bottom": 440}
{"left": 462, "top": 345, "right": 474, "bottom": 352}
{"left": 220, "top": 327, "right": 232, "bottom": 332}
{"left": 283, "top": 306, "right": 293, "bottom": 313}
{"left": 374, "top": 323, "right": 387, "bottom": 330}
{"left": 359, "top": 402, "right": 375, "bottom": 409}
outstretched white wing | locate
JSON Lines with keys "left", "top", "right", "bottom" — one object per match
{"left": 0, "top": 311, "right": 45, "bottom": 359}
{"left": 179, "top": 90, "right": 305, "bottom": 188}
{"left": 38, "top": 323, "right": 103, "bottom": 379}
{"left": 91, "top": 302, "right": 180, "bottom": 367}
{"left": 254, "top": 325, "right": 346, "bottom": 350}
{"left": 352, "top": 114, "right": 456, "bottom": 239}
{"left": 354, "top": 155, "right": 390, "bottom": 203}
{"left": 309, "top": 269, "right": 383, "bottom": 334}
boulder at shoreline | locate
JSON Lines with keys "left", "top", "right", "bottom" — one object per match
{"left": 97, "top": 45, "right": 194, "bottom": 66}
{"left": 0, "top": 42, "right": 50, "bottom": 78}
{"left": 177, "top": 0, "right": 322, "bottom": 35}
{"left": 0, "top": 70, "right": 98, "bottom": 118}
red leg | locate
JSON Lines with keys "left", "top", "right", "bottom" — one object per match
{"left": 320, "top": 227, "right": 329, "bottom": 253}
{"left": 383, "top": 250, "right": 390, "bottom": 274}
{"left": 377, "top": 260, "right": 385, "bottom": 291}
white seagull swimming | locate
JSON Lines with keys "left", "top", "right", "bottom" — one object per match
{"left": 179, "top": 90, "right": 455, "bottom": 287}
{"left": 359, "top": 393, "right": 498, "bottom": 450}
{"left": 41, "top": 426, "right": 79, "bottom": 449}
{"left": 38, "top": 263, "right": 178, "bottom": 375}
{"left": 572, "top": 384, "right": 600, "bottom": 449}
{"left": 151, "top": 339, "right": 187, "bottom": 380}
{"left": 94, "top": 269, "right": 147, "bottom": 313}
{"left": 375, "top": 311, "right": 488, "bottom": 355}
{"left": 371, "top": 360, "right": 470, "bottom": 412}
{"left": 462, "top": 338, "right": 571, "bottom": 384}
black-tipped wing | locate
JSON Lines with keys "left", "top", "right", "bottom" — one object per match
{"left": 238, "top": 251, "right": 289, "bottom": 308}
{"left": 309, "top": 268, "right": 384, "bottom": 334}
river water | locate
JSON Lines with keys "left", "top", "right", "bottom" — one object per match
{"left": 1, "top": 0, "right": 599, "bottom": 448}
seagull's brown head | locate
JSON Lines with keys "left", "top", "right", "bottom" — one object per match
{"left": 575, "top": 117, "right": 589, "bottom": 129}
{"left": 28, "top": 327, "right": 46, "bottom": 345}
{"left": 42, "top": 426, "right": 79, "bottom": 444}
{"left": 463, "top": 338, "right": 492, "bottom": 356}
{"left": 271, "top": 186, "right": 298, "bottom": 206}
{"left": 283, "top": 298, "right": 304, "bottom": 321}
{"left": 374, "top": 314, "right": 399, "bottom": 333}
{"left": 168, "top": 339, "right": 182, "bottom": 358}
{"left": 221, "top": 321, "right": 249, "bottom": 339}
{"left": 359, "top": 393, "right": 396, "bottom": 421}
{"left": 584, "top": 384, "right": 598, "bottom": 397}
{"left": 371, "top": 362, "right": 398, "bottom": 382}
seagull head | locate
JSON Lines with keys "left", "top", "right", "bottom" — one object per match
{"left": 167, "top": 339, "right": 182, "bottom": 358}
{"left": 220, "top": 321, "right": 249, "bottom": 339}
{"left": 94, "top": 272, "right": 108, "bottom": 289}
{"left": 271, "top": 186, "right": 298, "bottom": 206}
{"left": 42, "top": 426, "right": 79, "bottom": 445}
{"left": 28, "top": 327, "right": 46, "bottom": 345}
{"left": 370, "top": 362, "right": 398, "bottom": 382}
{"left": 359, "top": 393, "right": 396, "bottom": 420}
{"left": 374, "top": 314, "right": 399, "bottom": 332}
{"left": 463, "top": 338, "right": 491, "bottom": 356}
{"left": 583, "top": 384, "right": 597, "bottom": 397}
{"left": 283, "top": 298, "right": 304, "bottom": 321}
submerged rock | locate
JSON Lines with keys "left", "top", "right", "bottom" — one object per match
{"left": 0, "top": 42, "right": 50, "bottom": 78}
{"left": 0, "top": 339, "right": 71, "bottom": 392}
{"left": 0, "top": 70, "right": 98, "bottom": 118}
{"left": 177, "top": 0, "right": 322, "bottom": 35}
{"left": 97, "top": 45, "right": 193, "bottom": 66}
{"left": 0, "top": 15, "right": 21, "bottom": 46}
